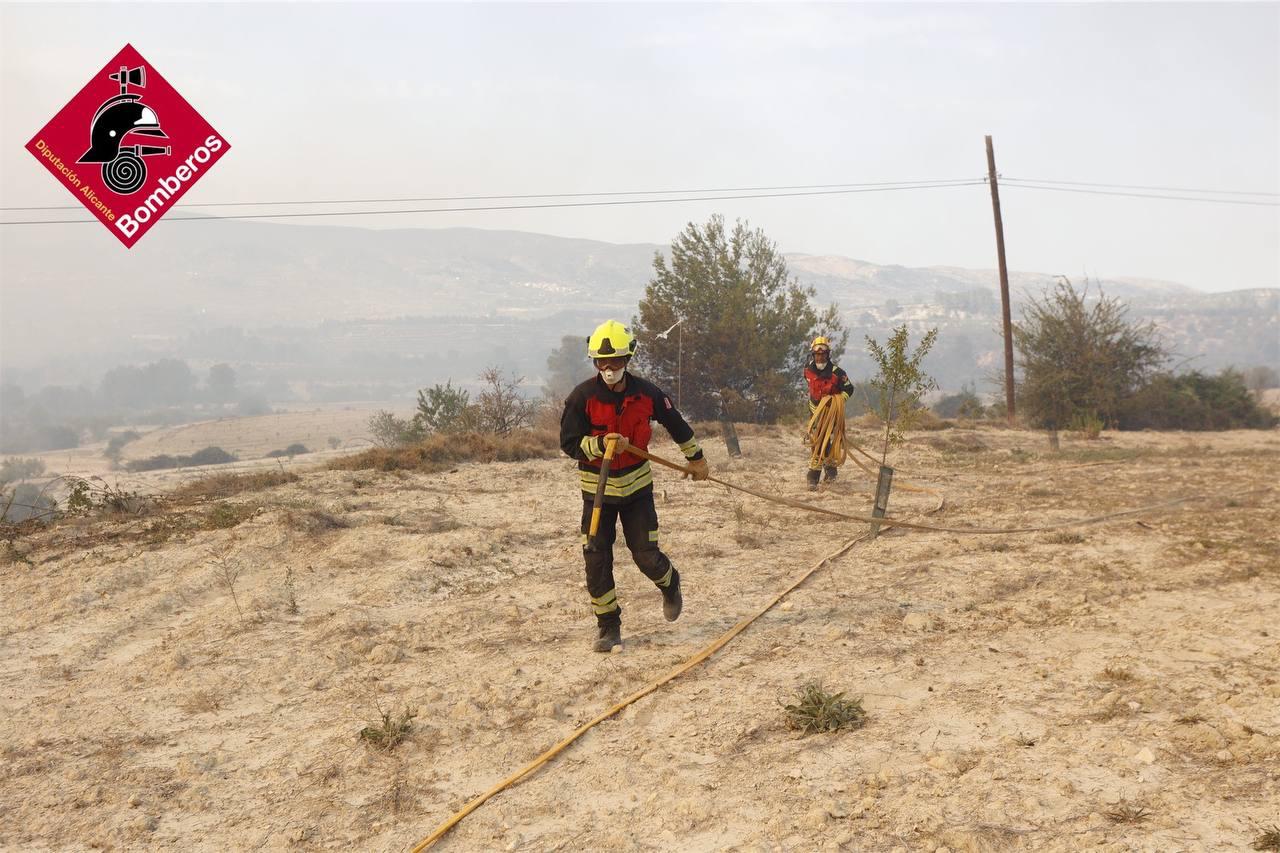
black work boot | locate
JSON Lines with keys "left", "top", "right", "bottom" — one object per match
{"left": 823, "top": 465, "right": 838, "bottom": 483}
{"left": 806, "top": 469, "right": 821, "bottom": 491}
{"left": 661, "top": 569, "right": 683, "bottom": 622}
{"left": 592, "top": 622, "right": 622, "bottom": 653}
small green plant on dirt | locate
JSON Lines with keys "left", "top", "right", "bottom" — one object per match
{"left": 865, "top": 325, "right": 938, "bottom": 467}
{"left": 1252, "top": 825, "right": 1280, "bottom": 851}
{"left": 205, "top": 502, "right": 256, "bottom": 530}
{"left": 1104, "top": 802, "right": 1151, "bottom": 824}
{"left": 65, "top": 477, "right": 150, "bottom": 517}
{"left": 360, "top": 706, "right": 418, "bottom": 750}
{"left": 783, "top": 682, "right": 867, "bottom": 734}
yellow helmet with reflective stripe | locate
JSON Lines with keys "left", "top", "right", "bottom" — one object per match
{"left": 811, "top": 335, "right": 831, "bottom": 351}
{"left": 588, "top": 320, "right": 637, "bottom": 359}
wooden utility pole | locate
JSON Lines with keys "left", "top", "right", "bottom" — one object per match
{"left": 985, "top": 135, "right": 1016, "bottom": 425}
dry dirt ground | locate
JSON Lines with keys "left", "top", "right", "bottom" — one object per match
{"left": 1, "top": 425, "right": 1277, "bottom": 853}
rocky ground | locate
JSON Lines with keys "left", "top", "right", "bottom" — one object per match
{"left": 1, "top": 424, "right": 1277, "bottom": 852}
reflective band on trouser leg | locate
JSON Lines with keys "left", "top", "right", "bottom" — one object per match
{"left": 655, "top": 565, "right": 674, "bottom": 588}
{"left": 591, "top": 589, "right": 618, "bottom": 615}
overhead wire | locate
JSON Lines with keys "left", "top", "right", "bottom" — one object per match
{"left": 999, "top": 180, "right": 1280, "bottom": 207}
{"left": 1005, "top": 177, "right": 1279, "bottom": 197}
{"left": 0, "top": 180, "right": 988, "bottom": 226}
{"left": 0, "top": 177, "right": 983, "bottom": 212}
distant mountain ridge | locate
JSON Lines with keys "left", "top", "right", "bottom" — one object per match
{"left": 2, "top": 221, "right": 1274, "bottom": 393}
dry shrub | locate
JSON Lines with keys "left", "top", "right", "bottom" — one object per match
{"left": 1253, "top": 825, "right": 1280, "bottom": 851}
{"left": 912, "top": 410, "right": 951, "bottom": 431}
{"left": 360, "top": 706, "right": 418, "bottom": 750}
{"left": 284, "top": 508, "right": 349, "bottom": 534}
{"left": 173, "top": 470, "right": 300, "bottom": 501}
{"left": 1104, "top": 803, "right": 1151, "bottom": 824}
{"left": 180, "top": 690, "right": 222, "bottom": 715}
{"left": 920, "top": 433, "right": 987, "bottom": 453}
{"left": 329, "top": 429, "right": 559, "bottom": 473}
{"left": 783, "top": 682, "right": 867, "bottom": 734}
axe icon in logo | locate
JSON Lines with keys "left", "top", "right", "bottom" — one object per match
{"left": 77, "top": 63, "right": 171, "bottom": 195}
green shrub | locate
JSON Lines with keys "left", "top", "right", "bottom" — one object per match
{"left": 1117, "top": 369, "right": 1278, "bottom": 430}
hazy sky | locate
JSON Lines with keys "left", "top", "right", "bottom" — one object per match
{"left": 2, "top": 2, "right": 1277, "bottom": 292}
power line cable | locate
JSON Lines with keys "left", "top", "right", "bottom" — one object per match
{"left": 1006, "top": 177, "right": 1279, "bottom": 198}
{"left": 0, "top": 181, "right": 988, "bottom": 226}
{"left": 1001, "top": 181, "right": 1280, "bottom": 207}
{"left": 0, "top": 178, "right": 982, "bottom": 212}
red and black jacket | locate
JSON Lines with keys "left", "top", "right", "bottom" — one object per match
{"left": 560, "top": 373, "right": 702, "bottom": 502}
{"left": 804, "top": 360, "right": 855, "bottom": 408}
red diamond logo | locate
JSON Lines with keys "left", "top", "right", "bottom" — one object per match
{"left": 24, "top": 44, "right": 230, "bottom": 248}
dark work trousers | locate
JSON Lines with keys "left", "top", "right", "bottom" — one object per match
{"left": 580, "top": 489, "right": 674, "bottom": 627}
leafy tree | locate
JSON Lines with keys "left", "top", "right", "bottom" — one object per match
{"left": 0, "top": 457, "right": 45, "bottom": 487}
{"left": 368, "top": 411, "right": 419, "bottom": 448}
{"left": 1118, "top": 369, "right": 1278, "bottom": 430}
{"left": 1243, "top": 365, "right": 1280, "bottom": 396}
{"left": 207, "top": 363, "right": 237, "bottom": 403}
{"left": 932, "top": 383, "right": 986, "bottom": 419}
{"left": 544, "top": 335, "right": 593, "bottom": 402}
{"left": 414, "top": 382, "right": 472, "bottom": 434}
{"left": 634, "top": 214, "right": 846, "bottom": 422}
{"left": 866, "top": 325, "right": 938, "bottom": 465}
{"left": 1014, "top": 278, "right": 1165, "bottom": 432}
{"left": 473, "top": 367, "right": 537, "bottom": 435}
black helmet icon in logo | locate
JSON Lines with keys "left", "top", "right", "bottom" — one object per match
{"left": 77, "top": 65, "right": 170, "bottom": 195}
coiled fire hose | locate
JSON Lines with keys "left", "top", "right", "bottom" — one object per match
{"left": 805, "top": 394, "right": 847, "bottom": 471}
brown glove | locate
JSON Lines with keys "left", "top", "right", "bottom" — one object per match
{"left": 683, "top": 457, "right": 710, "bottom": 481}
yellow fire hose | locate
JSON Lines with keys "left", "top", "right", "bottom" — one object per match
{"left": 805, "top": 394, "right": 847, "bottom": 471}
{"left": 408, "top": 434, "right": 1268, "bottom": 851}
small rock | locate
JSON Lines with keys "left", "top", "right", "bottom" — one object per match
{"left": 1134, "top": 747, "right": 1156, "bottom": 764}
{"left": 128, "top": 793, "right": 142, "bottom": 808}
{"left": 1215, "top": 749, "right": 1234, "bottom": 762}
{"left": 131, "top": 815, "right": 158, "bottom": 832}
{"left": 903, "top": 612, "right": 931, "bottom": 632}
{"left": 780, "top": 601, "right": 794, "bottom": 612}
{"left": 824, "top": 799, "right": 849, "bottom": 819}
{"left": 368, "top": 643, "right": 404, "bottom": 664}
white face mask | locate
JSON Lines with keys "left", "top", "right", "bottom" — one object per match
{"left": 600, "top": 366, "right": 625, "bottom": 385}
{"left": 814, "top": 352, "right": 829, "bottom": 367}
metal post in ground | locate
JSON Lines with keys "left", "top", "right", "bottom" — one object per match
{"left": 870, "top": 464, "right": 894, "bottom": 539}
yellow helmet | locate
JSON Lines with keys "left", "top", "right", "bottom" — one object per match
{"left": 811, "top": 335, "right": 831, "bottom": 351}
{"left": 588, "top": 320, "right": 637, "bottom": 359}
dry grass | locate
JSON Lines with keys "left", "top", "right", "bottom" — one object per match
{"left": 1097, "top": 666, "right": 1136, "bottom": 683}
{"left": 180, "top": 690, "right": 222, "bottom": 715}
{"left": 204, "top": 502, "right": 257, "bottom": 530}
{"left": 1104, "top": 802, "right": 1152, "bottom": 824}
{"left": 330, "top": 430, "right": 559, "bottom": 473}
{"left": 172, "top": 470, "right": 300, "bottom": 501}
{"left": 1044, "top": 531, "right": 1087, "bottom": 545}
{"left": 283, "top": 508, "right": 350, "bottom": 535}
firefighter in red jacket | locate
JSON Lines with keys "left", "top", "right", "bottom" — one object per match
{"left": 804, "top": 335, "right": 855, "bottom": 490}
{"left": 560, "top": 320, "right": 710, "bottom": 652}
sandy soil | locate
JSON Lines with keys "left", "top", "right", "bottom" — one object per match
{"left": 1, "top": 425, "right": 1277, "bottom": 852}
